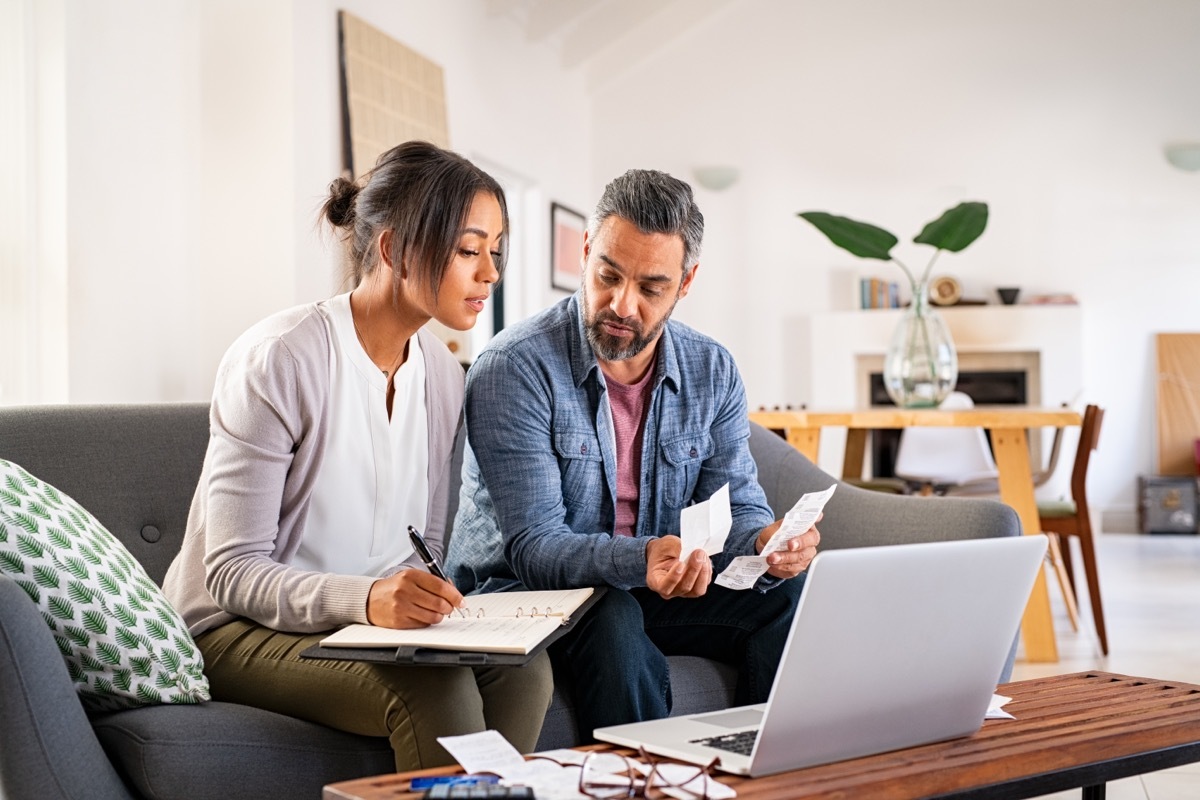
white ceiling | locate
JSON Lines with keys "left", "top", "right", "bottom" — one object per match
{"left": 485, "top": 0, "right": 734, "bottom": 88}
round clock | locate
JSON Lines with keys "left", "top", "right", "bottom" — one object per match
{"left": 929, "top": 275, "right": 962, "bottom": 306}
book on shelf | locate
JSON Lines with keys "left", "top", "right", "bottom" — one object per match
{"left": 312, "top": 587, "right": 601, "bottom": 662}
{"left": 859, "top": 277, "right": 901, "bottom": 309}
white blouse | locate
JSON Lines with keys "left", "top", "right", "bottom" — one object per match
{"left": 295, "top": 292, "right": 429, "bottom": 578}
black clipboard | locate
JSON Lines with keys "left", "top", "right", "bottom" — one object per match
{"left": 299, "top": 586, "right": 607, "bottom": 667}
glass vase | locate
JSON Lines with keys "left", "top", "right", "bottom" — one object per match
{"left": 883, "top": 280, "right": 958, "bottom": 408}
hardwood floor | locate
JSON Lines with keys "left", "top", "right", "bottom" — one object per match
{"left": 1011, "top": 532, "right": 1200, "bottom": 799}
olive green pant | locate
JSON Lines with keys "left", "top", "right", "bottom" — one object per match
{"left": 196, "top": 619, "right": 555, "bottom": 771}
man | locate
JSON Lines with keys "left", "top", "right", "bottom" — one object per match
{"left": 446, "top": 169, "right": 818, "bottom": 739}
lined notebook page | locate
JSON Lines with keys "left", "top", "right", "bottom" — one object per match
{"left": 319, "top": 588, "right": 595, "bottom": 654}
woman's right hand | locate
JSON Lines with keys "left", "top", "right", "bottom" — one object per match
{"left": 366, "top": 570, "right": 464, "bottom": 629}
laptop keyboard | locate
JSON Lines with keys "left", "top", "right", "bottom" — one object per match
{"left": 689, "top": 729, "right": 759, "bottom": 756}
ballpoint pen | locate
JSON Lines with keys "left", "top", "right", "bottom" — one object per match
{"left": 407, "top": 525, "right": 450, "bottom": 583}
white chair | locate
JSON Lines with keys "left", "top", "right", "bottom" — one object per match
{"left": 893, "top": 391, "right": 1000, "bottom": 495}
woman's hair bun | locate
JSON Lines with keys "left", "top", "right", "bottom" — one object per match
{"left": 323, "top": 176, "right": 360, "bottom": 228}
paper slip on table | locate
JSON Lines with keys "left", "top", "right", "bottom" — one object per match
{"left": 323, "top": 672, "right": 1200, "bottom": 800}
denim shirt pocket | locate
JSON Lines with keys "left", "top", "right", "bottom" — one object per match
{"left": 553, "top": 428, "right": 605, "bottom": 505}
{"left": 660, "top": 432, "right": 715, "bottom": 509}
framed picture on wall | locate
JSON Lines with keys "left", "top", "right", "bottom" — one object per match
{"left": 550, "top": 202, "right": 586, "bottom": 292}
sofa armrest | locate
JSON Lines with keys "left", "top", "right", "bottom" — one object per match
{"left": 0, "top": 575, "right": 136, "bottom": 800}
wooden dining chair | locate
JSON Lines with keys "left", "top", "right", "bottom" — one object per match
{"left": 1038, "top": 404, "right": 1108, "bottom": 655}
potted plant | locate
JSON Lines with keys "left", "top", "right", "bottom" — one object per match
{"left": 798, "top": 202, "right": 989, "bottom": 408}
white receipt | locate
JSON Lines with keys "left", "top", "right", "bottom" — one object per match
{"left": 986, "top": 693, "right": 1014, "bottom": 720}
{"left": 437, "top": 730, "right": 526, "bottom": 777}
{"left": 680, "top": 483, "right": 732, "bottom": 558}
{"left": 715, "top": 484, "right": 836, "bottom": 590}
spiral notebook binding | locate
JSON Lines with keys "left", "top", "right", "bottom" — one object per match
{"left": 453, "top": 606, "right": 566, "bottom": 619}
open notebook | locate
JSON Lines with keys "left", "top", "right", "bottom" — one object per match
{"left": 319, "top": 588, "right": 596, "bottom": 655}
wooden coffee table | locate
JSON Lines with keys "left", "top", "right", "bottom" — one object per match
{"left": 324, "top": 671, "right": 1200, "bottom": 800}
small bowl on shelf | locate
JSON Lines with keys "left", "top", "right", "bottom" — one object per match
{"left": 996, "top": 287, "right": 1021, "bottom": 305}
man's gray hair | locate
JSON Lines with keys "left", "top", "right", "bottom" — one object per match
{"left": 587, "top": 169, "right": 704, "bottom": 270}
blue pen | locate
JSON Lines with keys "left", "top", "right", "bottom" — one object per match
{"left": 407, "top": 525, "right": 450, "bottom": 582}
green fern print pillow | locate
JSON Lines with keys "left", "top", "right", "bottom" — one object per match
{"left": 0, "top": 459, "right": 210, "bottom": 712}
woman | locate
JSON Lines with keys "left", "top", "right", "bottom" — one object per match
{"left": 163, "top": 141, "right": 553, "bottom": 769}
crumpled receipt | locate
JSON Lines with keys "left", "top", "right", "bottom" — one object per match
{"left": 714, "top": 484, "right": 836, "bottom": 590}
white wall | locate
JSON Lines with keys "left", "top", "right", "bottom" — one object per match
{"left": 59, "top": 0, "right": 592, "bottom": 402}
{"left": 589, "top": 0, "right": 1200, "bottom": 526}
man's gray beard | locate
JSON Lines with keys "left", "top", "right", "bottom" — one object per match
{"left": 582, "top": 284, "right": 679, "bottom": 362}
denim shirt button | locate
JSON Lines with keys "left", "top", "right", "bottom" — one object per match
{"left": 690, "top": 447, "right": 698, "bottom": 457}
{"left": 581, "top": 444, "right": 588, "bottom": 454}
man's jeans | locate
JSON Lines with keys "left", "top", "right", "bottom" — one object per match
{"left": 549, "top": 577, "right": 806, "bottom": 741}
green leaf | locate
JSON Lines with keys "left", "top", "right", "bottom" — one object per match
{"left": 42, "top": 484, "right": 61, "bottom": 505}
{"left": 116, "top": 627, "right": 142, "bottom": 650}
{"left": 5, "top": 474, "right": 29, "bottom": 495}
{"left": 76, "top": 541, "right": 100, "bottom": 564}
{"left": 174, "top": 635, "right": 196, "bottom": 658}
{"left": 130, "top": 656, "right": 153, "bottom": 677}
{"left": 66, "top": 659, "right": 83, "bottom": 682}
{"left": 0, "top": 487, "right": 21, "bottom": 506}
{"left": 113, "top": 669, "right": 132, "bottom": 692}
{"left": 64, "top": 625, "right": 90, "bottom": 648}
{"left": 136, "top": 684, "right": 164, "bottom": 704}
{"left": 16, "top": 531, "right": 43, "bottom": 556}
{"left": 798, "top": 211, "right": 899, "bottom": 260}
{"left": 113, "top": 604, "right": 138, "bottom": 628}
{"left": 913, "top": 201, "right": 989, "bottom": 252}
{"left": 68, "top": 579, "right": 95, "bottom": 604}
{"left": 161, "top": 649, "right": 182, "bottom": 673}
{"left": 127, "top": 593, "right": 147, "bottom": 612}
{"left": 80, "top": 653, "right": 107, "bottom": 672}
{"left": 145, "top": 619, "right": 169, "bottom": 641}
{"left": 48, "top": 596, "right": 75, "bottom": 620}
{"left": 156, "top": 672, "right": 177, "bottom": 689}
{"left": 0, "top": 551, "right": 24, "bottom": 573}
{"left": 94, "top": 677, "right": 115, "bottom": 696}
{"left": 27, "top": 501, "right": 51, "bottom": 520}
{"left": 64, "top": 555, "right": 91, "bottom": 581}
{"left": 40, "top": 611, "right": 58, "bottom": 631}
{"left": 97, "top": 642, "right": 123, "bottom": 665}
{"left": 33, "top": 565, "right": 61, "bottom": 589}
{"left": 97, "top": 572, "right": 121, "bottom": 597}
{"left": 47, "top": 526, "right": 71, "bottom": 550}
{"left": 155, "top": 606, "right": 177, "bottom": 628}
{"left": 83, "top": 609, "right": 108, "bottom": 635}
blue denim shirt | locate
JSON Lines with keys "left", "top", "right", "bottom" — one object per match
{"left": 446, "top": 294, "right": 777, "bottom": 596}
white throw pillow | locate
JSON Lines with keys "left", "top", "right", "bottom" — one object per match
{"left": 0, "top": 459, "right": 210, "bottom": 712}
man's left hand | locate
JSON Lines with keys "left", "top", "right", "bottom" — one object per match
{"left": 755, "top": 515, "right": 821, "bottom": 579}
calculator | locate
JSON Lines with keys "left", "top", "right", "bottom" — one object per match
{"left": 422, "top": 784, "right": 534, "bottom": 800}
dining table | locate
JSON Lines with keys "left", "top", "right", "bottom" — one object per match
{"left": 749, "top": 406, "right": 1083, "bottom": 663}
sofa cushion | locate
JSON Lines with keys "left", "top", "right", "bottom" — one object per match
{"left": 0, "top": 459, "right": 210, "bottom": 712}
{"left": 93, "top": 702, "right": 394, "bottom": 800}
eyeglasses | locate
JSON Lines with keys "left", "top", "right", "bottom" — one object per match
{"left": 576, "top": 747, "right": 720, "bottom": 800}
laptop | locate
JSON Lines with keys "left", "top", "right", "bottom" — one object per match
{"left": 593, "top": 534, "right": 1048, "bottom": 777}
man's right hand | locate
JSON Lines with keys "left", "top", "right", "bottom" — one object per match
{"left": 366, "top": 569, "right": 464, "bottom": 629}
{"left": 645, "top": 536, "right": 711, "bottom": 600}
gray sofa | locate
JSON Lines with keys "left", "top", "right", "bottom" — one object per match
{"left": 0, "top": 403, "right": 1020, "bottom": 800}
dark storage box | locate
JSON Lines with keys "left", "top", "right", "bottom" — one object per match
{"left": 1138, "top": 475, "right": 1199, "bottom": 534}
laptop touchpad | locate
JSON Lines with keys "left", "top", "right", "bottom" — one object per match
{"left": 692, "top": 709, "right": 764, "bottom": 729}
